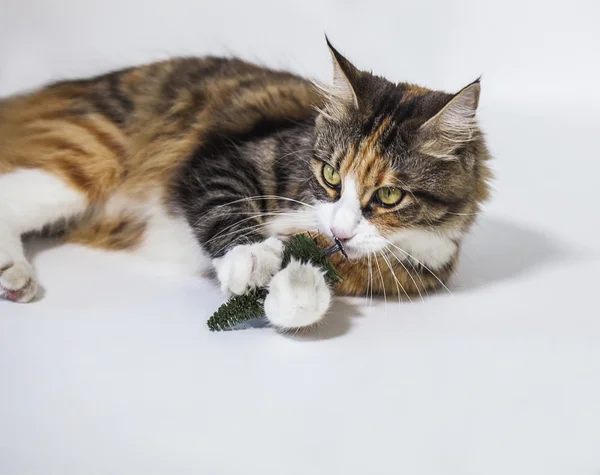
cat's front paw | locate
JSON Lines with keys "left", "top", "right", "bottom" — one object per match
{"left": 213, "top": 237, "right": 284, "bottom": 296}
{"left": 264, "top": 259, "right": 331, "bottom": 329}
{"left": 0, "top": 260, "right": 38, "bottom": 303}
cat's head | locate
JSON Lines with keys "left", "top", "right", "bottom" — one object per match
{"left": 306, "top": 40, "right": 491, "bottom": 269}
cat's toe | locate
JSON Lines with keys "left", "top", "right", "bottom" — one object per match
{"left": 264, "top": 259, "right": 331, "bottom": 330}
{"left": 0, "top": 261, "right": 38, "bottom": 303}
{"left": 213, "top": 237, "right": 283, "bottom": 296}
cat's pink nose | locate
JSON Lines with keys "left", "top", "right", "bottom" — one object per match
{"left": 330, "top": 228, "right": 355, "bottom": 242}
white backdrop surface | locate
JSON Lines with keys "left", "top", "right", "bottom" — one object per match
{"left": 1, "top": 1, "right": 600, "bottom": 474}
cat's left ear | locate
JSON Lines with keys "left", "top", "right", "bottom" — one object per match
{"left": 315, "top": 37, "right": 360, "bottom": 120}
{"left": 419, "top": 79, "right": 481, "bottom": 159}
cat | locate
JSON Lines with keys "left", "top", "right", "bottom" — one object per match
{"left": 0, "top": 39, "right": 491, "bottom": 329}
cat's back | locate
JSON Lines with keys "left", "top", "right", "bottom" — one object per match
{"left": 47, "top": 56, "right": 320, "bottom": 131}
{"left": 2, "top": 56, "right": 320, "bottom": 133}
{"left": 137, "top": 56, "right": 321, "bottom": 134}
{"left": 0, "top": 56, "right": 321, "bottom": 188}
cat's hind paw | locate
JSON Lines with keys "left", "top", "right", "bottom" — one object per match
{"left": 264, "top": 259, "right": 331, "bottom": 330}
{"left": 0, "top": 260, "right": 38, "bottom": 303}
{"left": 213, "top": 237, "right": 284, "bottom": 296}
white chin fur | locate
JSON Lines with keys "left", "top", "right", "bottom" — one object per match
{"left": 264, "top": 259, "right": 331, "bottom": 329}
{"left": 386, "top": 228, "right": 459, "bottom": 269}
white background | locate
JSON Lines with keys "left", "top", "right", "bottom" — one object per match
{"left": 1, "top": 0, "right": 600, "bottom": 473}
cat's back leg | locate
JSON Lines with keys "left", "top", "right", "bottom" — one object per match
{"left": 0, "top": 169, "right": 88, "bottom": 302}
{"left": 0, "top": 85, "right": 126, "bottom": 302}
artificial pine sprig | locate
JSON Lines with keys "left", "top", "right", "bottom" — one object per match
{"left": 206, "top": 288, "right": 268, "bottom": 332}
{"left": 207, "top": 233, "right": 344, "bottom": 332}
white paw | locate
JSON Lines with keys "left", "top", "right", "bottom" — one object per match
{"left": 0, "top": 260, "right": 38, "bottom": 303}
{"left": 264, "top": 259, "right": 332, "bottom": 329}
{"left": 213, "top": 237, "right": 284, "bottom": 296}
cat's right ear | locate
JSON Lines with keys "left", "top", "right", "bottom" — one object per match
{"left": 418, "top": 80, "right": 481, "bottom": 160}
{"left": 314, "top": 37, "right": 360, "bottom": 121}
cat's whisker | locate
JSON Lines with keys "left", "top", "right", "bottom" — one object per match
{"left": 364, "top": 254, "right": 371, "bottom": 303}
{"left": 405, "top": 254, "right": 430, "bottom": 298}
{"left": 444, "top": 211, "right": 480, "bottom": 216}
{"left": 211, "top": 223, "right": 282, "bottom": 255}
{"left": 203, "top": 214, "right": 273, "bottom": 244}
{"left": 381, "top": 249, "right": 414, "bottom": 303}
{"left": 373, "top": 253, "right": 387, "bottom": 316}
{"left": 211, "top": 210, "right": 315, "bottom": 222}
{"left": 210, "top": 214, "right": 317, "bottom": 256}
{"left": 204, "top": 211, "right": 314, "bottom": 244}
{"left": 384, "top": 239, "right": 453, "bottom": 296}
{"left": 213, "top": 220, "right": 313, "bottom": 250}
{"left": 248, "top": 195, "right": 315, "bottom": 209}
{"left": 382, "top": 247, "right": 422, "bottom": 303}
{"left": 379, "top": 251, "right": 403, "bottom": 309}
{"left": 191, "top": 195, "right": 316, "bottom": 227}
{"left": 272, "top": 147, "right": 315, "bottom": 166}
{"left": 210, "top": 211, "right": 309, "bottom": 219}
{"left": 367, "top": 253, "right": 374, "bottom": 308}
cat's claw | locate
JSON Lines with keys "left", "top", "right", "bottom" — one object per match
{"left": 264, "top": 259, "right": 331, "bottom": 329}
{"left": 0, "top": 260, "right": 38, "bottom": 303}
{"left": 213, "top": 237, "right": 284, "bottom": 296}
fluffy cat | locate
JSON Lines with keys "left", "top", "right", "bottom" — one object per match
{"left": 0, "top": 40, "right": 491, "bottom": 328}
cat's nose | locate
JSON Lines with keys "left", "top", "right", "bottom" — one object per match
{"left": 330, "top": 228, "right": 355, "bottom": 242}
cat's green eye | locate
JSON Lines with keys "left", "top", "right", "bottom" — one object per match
{"left": 322, "top": 164, "right": 341, "bottom": 188}
{"left": 376, "top": 187, "right": 403, "bottom": 207}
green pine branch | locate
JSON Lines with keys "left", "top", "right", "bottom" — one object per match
{"left": 206, "top": 288, "right": 268, "bottom": 332}
{"left": 207, "top": 233, "right": 342, "bottom": 332}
